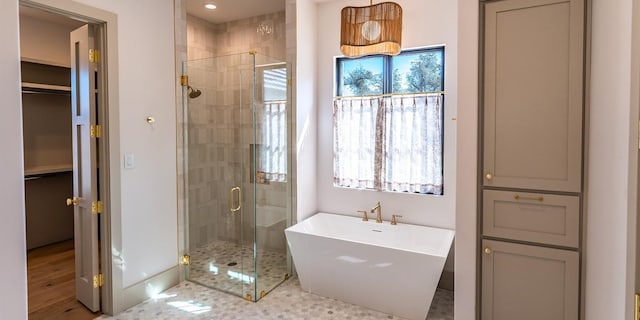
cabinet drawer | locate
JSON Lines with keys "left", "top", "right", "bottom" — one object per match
{"left": 483, "top": 190, "right": 579, "bottom": 247}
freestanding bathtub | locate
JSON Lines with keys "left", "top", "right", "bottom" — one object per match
{"left": 285, "top": 212, "right": 454, "bottom": 320}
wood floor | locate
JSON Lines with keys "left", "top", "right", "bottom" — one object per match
{"left": 27, "top": 240, "right": 100, "bottom": 320}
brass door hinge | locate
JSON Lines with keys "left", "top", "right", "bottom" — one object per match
{"left": 90, "top": 124, "right": 102, "bottom": 138}
{"left": 92, "top": 201, "right": 103, "bottom": 214}
{"left": 635, "top": 293, "right": 640, "bottom": 320}
{"left": 180, "top": 75, "right": 188, "bottom": 86}
{"left": 181, "top": 254, "right": 191, "bottom": 266}
{"left": 89, "top": 49, "right": 100, "bottom": 63}
{"left": 93, "top": 274, "right": 104, "bottom": 288}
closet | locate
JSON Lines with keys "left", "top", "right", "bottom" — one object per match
{"left": 22, "top": 61, "right": 74, "bottom": 249}
{"left": 480, "top": 0, "right": 586, "bottom": 319}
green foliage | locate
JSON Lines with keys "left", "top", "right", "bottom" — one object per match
{"left": 343, "top": 65, "right": 382, "bottom": 95}
{"left": 341, "top": 51, "right": 443, "bottom": 96}
{"left": 392, "top": 68, "right": 403, "bottom": 92}
{"left": 406, "top": 53, "right": 442, "bottom": 92}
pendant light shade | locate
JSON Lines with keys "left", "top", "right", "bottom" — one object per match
{"left": 340, "top": 1, "right": 402, "bottom": 58}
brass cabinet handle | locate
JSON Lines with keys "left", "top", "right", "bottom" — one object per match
{"left": 514, "top": 194, "right": 544, "bottom": 202}
{"left": 485, "top": 173, "right": 493, "bottom": 181}
{"left": 66, "top": 197, "right": 79, "bottom": 206}
{"left": 484, "top": 247, "right": 492, "bottom": 255}
{"left": 229, "top": 187, "right": 241, "bottom": 213}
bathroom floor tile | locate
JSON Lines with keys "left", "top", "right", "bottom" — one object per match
{"left": 97, "top": 278, "right": 453, "bottom": 320}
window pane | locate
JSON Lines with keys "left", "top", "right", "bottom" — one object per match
{"left": 391, "top": 50, "right": 443, "bottom": 94}
{"left": 338, "top": 56, "right": 384, "bottom": 96}
{"left": 263, "top": 67, "right": 287, "bottom": 101}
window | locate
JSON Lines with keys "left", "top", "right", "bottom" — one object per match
{"left": 333, "top": 47, "right": 444, "bottom": 195}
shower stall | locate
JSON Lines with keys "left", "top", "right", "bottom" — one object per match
{"left": 182, "top": 52, "right": 291, "bottom": 301}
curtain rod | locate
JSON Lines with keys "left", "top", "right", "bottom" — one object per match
{"left": 333, "top": 91, "right": 445, "bottom": 99}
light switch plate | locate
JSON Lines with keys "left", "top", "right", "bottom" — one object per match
{"left": 124, "top": 153, "right": 135, "bottom": 169}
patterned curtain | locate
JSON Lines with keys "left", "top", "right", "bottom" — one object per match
{"left": 333, "top": 94, "right": 443, "bottom": 195}
{"left": 333, "top": 97, "right": 380, "bottom": 189}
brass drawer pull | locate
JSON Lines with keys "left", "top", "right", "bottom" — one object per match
{"left": 514, "top": 194, "right": 544, "bottom": 202}
{"left": 484, "top": 247, "right": 492, "bottom": 255}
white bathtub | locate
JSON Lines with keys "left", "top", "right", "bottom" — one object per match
{"left": 285, "top": 212, "right": 454, "bottom": 320}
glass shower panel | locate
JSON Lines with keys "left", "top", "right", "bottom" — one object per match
{"left": 253, "top": 56, "right": 290, "bottom": 297}
{"left": 183, "top": 52, "right": 290, "bottom": 302}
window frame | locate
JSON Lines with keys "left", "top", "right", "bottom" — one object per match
{"left": 333, "top": 46, "right": 446, "bottom": 196}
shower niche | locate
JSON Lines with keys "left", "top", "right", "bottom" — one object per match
{"left": 182, "top": 52, "right": 291, "bottom": 301}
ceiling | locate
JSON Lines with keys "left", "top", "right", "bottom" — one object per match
{"left": 186, "top": 0, "right": 286, "bottom": 24}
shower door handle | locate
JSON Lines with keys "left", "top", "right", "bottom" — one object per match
{"left": 230, "top": 187, "right": 242, "bottom": 213}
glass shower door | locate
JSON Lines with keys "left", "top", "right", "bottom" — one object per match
{"left": 183, "top": 53, "right": 256, "bottom": 299}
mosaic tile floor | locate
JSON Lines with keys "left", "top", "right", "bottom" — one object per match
{"left": 98, "top": 278, "right": 453, "bottom": 320}
{"left": 188, "top": 240, "right": 288, "bottom": 298}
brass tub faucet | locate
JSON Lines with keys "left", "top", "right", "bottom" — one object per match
{"left": 371, "top": 201, "right": 382, "bottom": 223}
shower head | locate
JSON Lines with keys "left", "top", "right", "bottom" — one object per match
{"left": 188, "top": 86, "right": 202, "bottom": 99}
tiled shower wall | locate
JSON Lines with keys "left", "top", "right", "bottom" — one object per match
{"left": 187, "top": 11, "right": 286, "bottom": 60}
{"left": 185, "top": 11, "right": 288, "bottom": 251}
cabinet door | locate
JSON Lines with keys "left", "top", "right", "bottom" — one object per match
{"left": 483, "top": 0, "right": 584, "bottom": 192}
{"left": 481, "top": 240, "right": 579, "bottom": 320}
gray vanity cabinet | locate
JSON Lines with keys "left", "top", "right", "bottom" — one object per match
{"left": 480, "top": 0, "right": 585, "bottom": 318}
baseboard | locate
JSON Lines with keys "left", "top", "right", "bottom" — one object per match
{"left": 120, "top": 266, "right": 180, "bottom": 312}
{"left": 438, "top": 270, "right": 454, "bottom": 291}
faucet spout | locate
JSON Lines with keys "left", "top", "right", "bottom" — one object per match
{"left": 371, "top": 201, "right": 382, "bottom": 223}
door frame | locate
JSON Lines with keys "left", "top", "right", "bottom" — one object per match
{"left": 633, "top": 0, "right": 640, "bottom": 312}
{"left": 20, "top": 0, "right": 121, "bottom": 315}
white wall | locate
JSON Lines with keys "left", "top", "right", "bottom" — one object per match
{"left": 315, "top": 0, "right": 457, "bottom": 230}
{"left": 72, "top": 0, "right": 178, "bottom": 288}
{"left": 296, "top": 0, "right": 318, "bottom": 222}
{"left": 456, "top": 1, "right": 478, "bottom": 318}
{"left": 586, "top": 0, "right": 638, "bottom": 318}
{"left": 9, "top": 0, "right": 179, "bottom": 313}
{"left": 0, "top": 1, "right": 28, "bottom": 318}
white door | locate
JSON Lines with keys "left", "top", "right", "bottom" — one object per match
{"left": 70, "top": 25, "right": 100, "bottom": 312}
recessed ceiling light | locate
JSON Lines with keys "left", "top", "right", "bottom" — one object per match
{"left": 204, "top": 3, "right": 217, "bottom": 10}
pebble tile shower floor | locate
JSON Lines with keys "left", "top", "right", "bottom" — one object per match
{"left": 188, "top": 240, "right": 288, "bottom": 297}
{"left": 97, "top": 278, "right": 453, "bottom": 320}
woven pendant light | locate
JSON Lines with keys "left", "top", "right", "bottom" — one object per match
{"left": 340, "top": 1, "right": 402, "bottom": 58}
